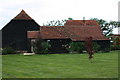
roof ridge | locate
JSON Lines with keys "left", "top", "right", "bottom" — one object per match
{"left": 13, "top": 10, "right": 33, "bottom": 20}
{"left": 65, "top": 20, "right": 99, "bottom": 26}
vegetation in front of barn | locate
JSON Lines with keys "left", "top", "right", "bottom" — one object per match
{"left": 110, "top": 37, "right": 120, "bottom": 50}
{"left": 1, "top": 47, "right": 16, "bottom": 55}
{"left": 66, "top": 42, "right": 101, "bottom": 53}
{"left": 32, "top": 40, "right": 110, "bottom": 54}
{"left": 1, "top": 41, "right": 117, "bottom": 55}
{"left": 32, "top": 39, "right": 51, "bottom": 54}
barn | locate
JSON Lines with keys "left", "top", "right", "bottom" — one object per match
{"left": 2, "top": 10, "right": 110, "bottom": 53}
{"left": 2, "top": 10, "right": 39, "bottom": 51}
{"left": 28, "top": 20, "right": 110, "bottom": 53}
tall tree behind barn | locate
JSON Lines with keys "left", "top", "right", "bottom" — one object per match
{"left": 2, "top": 10, "right": 39, "bottom": 51}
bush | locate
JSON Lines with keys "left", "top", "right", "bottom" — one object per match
{"left": 104, "top": 47, "right": 110, "bottom": 52}
{"left": 110, "top": 37, "right": 120, "bottom": 50}
{"left": 110, "top": 44, "right": 120, "bottom": 50}
{"left": 66, "top": 42, "right": 85, "bottom": 53}
{"left": 2, "top": 47, "right": 16, "bottom": 55}
{"left": 67, "top": 42, "right": 101, "bottom": 53}
{"left": 33, "top": 39, "right": 51, "bottom": 54}
{"left": 93, "top": 42, "right": 100, "bottom": 53}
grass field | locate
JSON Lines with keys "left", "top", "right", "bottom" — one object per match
{"left": 2, "top": 51, "right": 118, "bottom": 78}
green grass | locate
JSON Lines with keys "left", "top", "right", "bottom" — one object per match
{"left": 2, "top": 51, "right": 118, "bottom": 78}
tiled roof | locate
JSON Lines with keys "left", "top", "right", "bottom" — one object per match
{"left": 28, "top": 26, "right": 69, "bottom": 39}
{"left": 40, "top": 26, "right": 69, "bottom": 39}
{"left": 27, "top": 31, "right": 40, "bottom": 38}
{"left": 65, "top": 20, "right": 99, "bottom": 26}
{"left": 13, "top": 10, "right": 33, "bottom": 20}
{"left": 64, "top": 26, "right": 109, "bottom": 41}
{"left": 27, "top": 20, "right": 109, "bottom": 41}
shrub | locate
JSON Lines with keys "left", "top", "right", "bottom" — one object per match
{"left": 110, "top": 44, "right": 120, "bottom": 50}
{"left": 93, "top": 42, "right": 100, "bottom": 53}
{"left": 67, "top": 42, "right": 101, "bottom": 53}
{"left": 110, "top": 37, "right": 120, "bottom": 50}
{"left": 33, "top": 39, "right": 51, "bottom": 54}
{"left": 93, "top": 42, "right": 110, "bottom": 53}
{"left": 66, "top": 42, "right": 85, "bottom": 53}
{"left": 2, "top": 47, "right": 16, "bottom": 55}
{"left": 104, "top": 47, "right": 110, "bottom": 52}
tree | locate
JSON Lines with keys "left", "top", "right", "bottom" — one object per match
{"left": 85, "top": 37, "right": 94, "bottom": 59}
{"left": 43, "top": 17, "right": 73, "bottom": 26}
{"left": 90, "top": 18, "right": 120, "bottom": 36}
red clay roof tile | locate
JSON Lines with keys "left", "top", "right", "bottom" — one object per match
{"left": 27, "top": 20, "right": 109, "bottom": 41}
{"left": 27, "top": 31, "right": 40, "bottom": 38}
{"left": 13, "top": 10, "right": 33, "bottom": 20}
{"left": 40, "top": 26, "right": 69, "bottom": 39}
{"left": 65, "top": 26, "right": 109, "bottom": 41}
{"left": 65, "top": 20, "right": 99, "bottom": 26}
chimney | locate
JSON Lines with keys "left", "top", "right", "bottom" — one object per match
{"left": 83, "top": 17, "right": 85, "bottom": 23}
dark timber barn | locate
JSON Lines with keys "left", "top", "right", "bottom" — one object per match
{"left": 2, "top": 10, "right": 39, "bottom": 51}
{"left": 2, "top": 10, "right": 110, "bottom": 53}
{"left": 28, "top": 20, "right": 110, "bottom": 53}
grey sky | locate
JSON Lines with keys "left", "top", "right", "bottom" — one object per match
{"left": 0, "top": 0, "right": 119, "bottom": 33}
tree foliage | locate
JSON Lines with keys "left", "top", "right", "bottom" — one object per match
{"left": 43, "top": 17, "right": 73, "bottom": 26}
{"left": 90, "top": 18, "right": 120, "bottom": 36}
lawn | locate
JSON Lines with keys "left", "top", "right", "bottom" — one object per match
{"left": 2, "top": 51, "right": 118, "bottom": 78}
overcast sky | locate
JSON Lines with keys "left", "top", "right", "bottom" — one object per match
{"left": 0, "top": 0, "right": 119, "bottom": 33}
